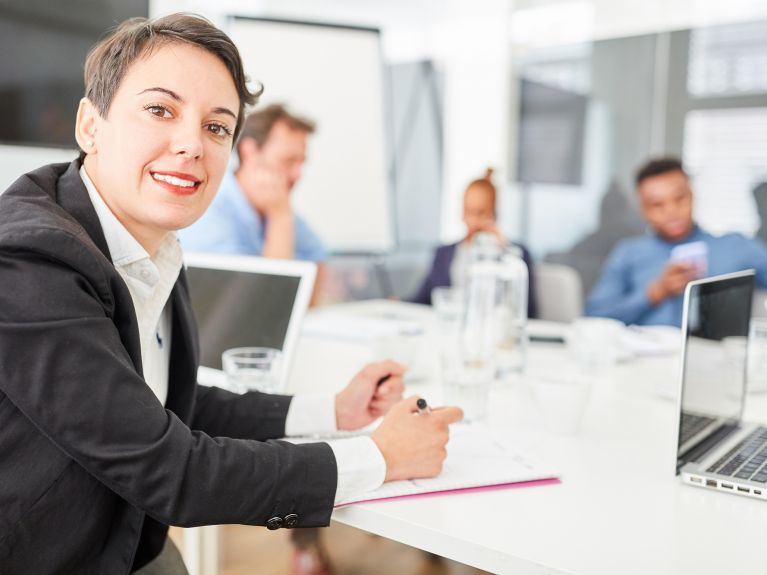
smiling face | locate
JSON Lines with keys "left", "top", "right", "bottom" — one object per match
{"left": 638, "top": 169, "right": 694, "bottom": 242}
{"left": 76, "top": 41, "right": 239, "bottom": 253}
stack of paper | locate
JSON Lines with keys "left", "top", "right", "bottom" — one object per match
{"left": 333, "top": 423, "right": 560, "bottom": 506}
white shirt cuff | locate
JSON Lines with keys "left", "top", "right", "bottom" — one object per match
{"left": 327, "top": 436, "right": 387, "bottom": 505}
{"left": 284, "top": 392, "right": 337, "bottom": 437}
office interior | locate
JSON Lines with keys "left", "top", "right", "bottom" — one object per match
{"left": 6, "top": 0, "right": 767, "bottom": 309}
{"left": 4, "top": 0, "right": 767, "bottom": 308}
{"left": 5, "top": 1, "right": 767, "bottom": 574}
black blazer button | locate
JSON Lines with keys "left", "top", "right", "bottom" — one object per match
{"left": 284, "top": 513, "right": 299, "bottom": 528}
{"left": 266, "top": 517, "right": 283, "bottom": 530}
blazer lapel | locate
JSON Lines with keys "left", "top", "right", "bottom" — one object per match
{"left": 52, "top": 160, "right": 148, "bottom": 375}
{"left": 55, "top": 160, "right": 113, "bottom": 262}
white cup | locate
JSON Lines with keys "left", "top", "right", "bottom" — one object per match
{"left": 567, "top": 317, "right": 625, "bottom": 370}
{"left": 528, "top": 370, "right": 592, "bottom": 435}
{"left": 748, "top": 318, "right": 767, "bottom": 392}
{"left": 431, "top": 286, "right": 465, "bottom": 324}
{"left": 222, "top": 347, "right": 282, "bottom": 394}
{"left": 371, "top": 328, "right": 424, "bottom": 369}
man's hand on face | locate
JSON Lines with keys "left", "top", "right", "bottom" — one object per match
{"left": 477, "top": 218, "right": 508, "bottom": 245}
{"left": 238, "top": 158, "right": 292, "bottom": 218}
{"left": 647, "top": 262, "right": 697, "bottom": 305}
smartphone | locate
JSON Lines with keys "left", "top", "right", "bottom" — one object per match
{"left": 669, "top": 241, "right": 708, "bottom": 278}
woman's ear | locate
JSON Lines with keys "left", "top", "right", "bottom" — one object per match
{"left": 74, "top": 98, "right": 99, "bottom": 154}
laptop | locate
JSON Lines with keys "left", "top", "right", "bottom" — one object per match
{"left": 183, "top": 252, "right": 316, "bottom": 391}
{"left": 674, "top": 269, "right": 767, "bottom": 499}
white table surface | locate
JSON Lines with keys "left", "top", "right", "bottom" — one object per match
{"left": 282, "top": 300, "right": 767, "bottom": 575}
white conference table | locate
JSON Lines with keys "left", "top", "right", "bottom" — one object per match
{"left": 288, "top": 300, "right": 767, "bottom": 575}
{"left": 191, "top": 300, "right": 767, "bottom": 575}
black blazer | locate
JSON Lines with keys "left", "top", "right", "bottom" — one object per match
{"left": 412, "top": 241, "right": 538, "bottom": 319}
{"left": 0, "top": 161, "right": 337, "bottom": 574}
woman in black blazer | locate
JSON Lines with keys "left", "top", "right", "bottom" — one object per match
{"left": 0, "top": 14, "right": 461, "bottom": 574}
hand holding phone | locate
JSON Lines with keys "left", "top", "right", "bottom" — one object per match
{"left": 669, "top": 241, "right": 708, "bottom": 279}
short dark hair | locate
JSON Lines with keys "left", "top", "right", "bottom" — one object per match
{"left": 83, "top": 13, "right": 261, "bottom": 145}
{"left": 240, "top": 104, "right": 316, "bottom": 149}
{"left": 635, "top": 157, "right": 687, "bottom": 187}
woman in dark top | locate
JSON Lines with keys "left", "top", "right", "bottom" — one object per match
{"left": 413, "top": 168, "right": 537, "bottom": 318}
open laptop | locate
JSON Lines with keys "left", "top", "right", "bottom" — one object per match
{"left": 184, "top": 252, "right": 316, "bottom": 391}
{"left": 674, "top": 269, "right": 767, "bottom": 499}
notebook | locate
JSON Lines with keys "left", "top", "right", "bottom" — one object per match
{"left": 330, "top": 423, "right": 560, "bottom": 506}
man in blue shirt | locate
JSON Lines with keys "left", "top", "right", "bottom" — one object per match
{"left": 179, "top": 104, "right": 327, "bottom": 298}
{"left": 586, "top": 157, "right": 767, "bottom": 326}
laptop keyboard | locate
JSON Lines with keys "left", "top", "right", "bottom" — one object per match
{"left": 707, "top": 427, "right": 767, "bottom": 482}
{"left": 680, "top": 413, "right": 716, "bottom": 445}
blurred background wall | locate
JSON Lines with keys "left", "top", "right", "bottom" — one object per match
{"left": 3, "top": 0, "right": 767, "bottom": 303}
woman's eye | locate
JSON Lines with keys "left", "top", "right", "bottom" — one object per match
{"left": 144, "top": 104, "right": 172, "bottom": 118}
{"left": 207, "top": 123, "right": 233, "bottom": 139}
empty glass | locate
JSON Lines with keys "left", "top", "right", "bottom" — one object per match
{"left": 494, "top": 247, "right": 529, "bottom": 377}
{"left": 432, "top": 286, "right": 465, "bottom": 325}
{"left": 222, "top": 347, "right": 282, "bottom": 394}
{"left": 440, "top": 343, "right": 494, "bottom": 422}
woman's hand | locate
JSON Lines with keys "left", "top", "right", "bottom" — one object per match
{"left": 335, "top": 360, "right": 406, "bottom": 430}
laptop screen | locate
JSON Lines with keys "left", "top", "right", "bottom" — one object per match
{"left": 676, "top": 271, "right": 755, "bottom": 471}
{"left": 185, "top": 266, "right": 302, "bottom": 371}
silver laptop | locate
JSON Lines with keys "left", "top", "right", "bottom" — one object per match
{"left": 184, "top": 252, "right": 316, "bottom": 391}
{"left": 675, "top": 269, "right": 767, "bottom": 499}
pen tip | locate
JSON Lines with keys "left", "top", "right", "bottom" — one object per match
{"left": 416, "top": 398, "right": 427, "bottom": 410}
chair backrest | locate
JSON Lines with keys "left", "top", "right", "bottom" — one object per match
{"left": 753, "top": 288, "right": 767, "bottom": 318}
{"left": 534, "top": 263, "right": 584, "bottom": 322}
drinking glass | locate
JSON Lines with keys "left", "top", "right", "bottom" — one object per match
{"left": 222, "top": 347, "right": 282, "bottom": 394}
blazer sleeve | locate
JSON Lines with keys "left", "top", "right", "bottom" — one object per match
{"left": 191, "top": 384, "right": 293, "bottom": 440}
{"left": 518, "top": 244, "right": 537, "bottom": 319}
{"left": 0, "top": 229, "right": 337, "bottom": 529}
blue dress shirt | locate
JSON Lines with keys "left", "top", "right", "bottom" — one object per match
{"left": 178, "top": 171, "right": 326, "bottom": 262}
{"left": 585, "top": 226, "right": 767, "bottom": 326}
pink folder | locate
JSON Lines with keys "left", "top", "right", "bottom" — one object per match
{"left": 335, "top": 477, "right": 561, "bottom": 507}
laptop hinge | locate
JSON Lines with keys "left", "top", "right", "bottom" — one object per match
{"left": 678, "top": 423, "right": 739, "bottom": 470}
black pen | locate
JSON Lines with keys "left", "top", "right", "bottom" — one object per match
{"left": 416, "top": 398, "right": 430, "bottom": 415}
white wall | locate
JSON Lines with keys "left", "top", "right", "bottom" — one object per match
{"left": 7, "top": 0, "right": 767, "bottom": 250}
{"left": 512, "top": 0, "right": 767, "bottom": 49}
{"left": 436, "top": 1, "right": 512, "bottom": 243}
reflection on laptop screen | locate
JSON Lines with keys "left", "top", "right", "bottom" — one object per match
{"left": 677, "top": 271, "right": 754, "bottom": 467}
{"left": 186, "top": 266, "right": 300, "bottom": 370}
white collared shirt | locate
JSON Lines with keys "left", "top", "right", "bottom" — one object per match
{"left": 79, "top": 166, "right": 385, "bottom": 504}
{"left": 81, "top": 166, "right": 181, "bottom": 404}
